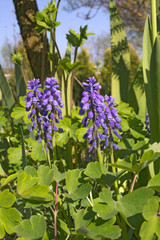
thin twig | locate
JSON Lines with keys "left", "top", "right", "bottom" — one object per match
{"left": 130, "top": 174, "right": 137, "bottom": 192}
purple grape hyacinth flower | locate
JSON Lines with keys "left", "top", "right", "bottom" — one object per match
{"left": 79, "top": 77, "right": 122, "bottom": 161}
{"left": 25, "top": 77, "right": 64, "bottom": 152}
{"left": 145, "top": 113, "right": 150, "bottom": 136}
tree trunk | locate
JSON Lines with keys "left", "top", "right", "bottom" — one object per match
{"left": 13, "top": 0, "right": 50, "bottom": 79}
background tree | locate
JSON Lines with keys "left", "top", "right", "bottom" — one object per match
{"left": 13, "top": 0, "right": 50, "bottom": 79}
{"left": 64, "top": 0, "right": 150, "bottom": 33}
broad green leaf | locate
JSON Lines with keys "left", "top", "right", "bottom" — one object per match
{"left": 15, "top": 64, "right": 26, "bottom": 98}
{"left": 84, "top": 162, "right": 104, "bottom": 179}
{"left": 67, "top": 183, "right": 92, "bottom": 201}
{"left": 11, "top": 106, "right": 26, "bottom": 120}
{"left": 117, "top": 187, "right": 154, "bottom": 218}
{"left": 0, "top": 172, "right": 19, "bottom": 188}
{"left": 15, "top": 215, "right": 46, "bottom": 240}
{"left": 110, "top": 0, "right": 130, "bottom": 103}
{"left": 24, "top": 166, "right": 37, "bottom": 177}
{"left": 132, "top": 140, "right": 147, "bottom": 151}
{"left": 148, "top": 172, "right": 160, "bottom": 191}
{"left": 58, "top": 219, "right": 70, "bottom": 235}
{"left": 52, "top": 164, "right": 66, "bottom": 182}
{"left": 143, "top": 16, "right": 152, "bottom": 126}
{"left": 140, "top": 150, "right": 154, "bottom": 163}
{"left": 79, "top": 217, "right": 121, "bottom": 240}
{"left": 66, "top": 169, "right": 80, "bottom": 193}
{"left": 142, "top": 197, "right": 159, "bottom": 221}
{"left": 55, "top": 131, "right": 69, "bottom": 147}
{"left": 76, "top": 128, "right": 86, "bottom": 142}
{"left": 0, "top": 65, "right": 15, "bottom": 110}
{"left": 128, "top": 62, "right": 145, "bottom": 114}
{"left": 8, "top": 147, "right": 22, "bottom": 165}
{"left": 37, "top": 165, "right": 54, "bottom": 186}
{"left": 17, "top": 172, "right": 52, "bottom": 201}
{"left": 99, "top": 188, "right": 114, "bottom": 203}
{"left": 0, "top": 207, "right": 21, "bottom": 238}
{"left": 149, "top": 36, "right": 160, "bottom": 142}
{"left": 93, "top": 201, "right": 117, "bottom": 220}
{"left": 31, "top": 141, "right": 45, "bottom": 161}
{"left": 17, "top": 172, "right": 38, "bottom": 195}
{"left": 0, "top": 189, "right": 16, "bottom": 208}
{"left": 73, "top": 207, "right": 95, "bottom": 231}
{"left": 60, "top": 58, "right": 82, "bottom": 73}
{"left": 140, "top": 215, "right": 160, "bottom": 240}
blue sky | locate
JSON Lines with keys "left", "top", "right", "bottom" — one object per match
{"left": 0, "top": 0, "right": 110, "bottom": 65}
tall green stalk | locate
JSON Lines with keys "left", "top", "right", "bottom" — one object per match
{"left": 151, "top": 0, "right": 157, "bottom": 44}
{"left": 41, "top": 30, "right": 47, "bottom": 88}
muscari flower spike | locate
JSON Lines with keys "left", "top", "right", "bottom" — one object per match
{"left": 79, "top": 77, "right": 122, "bottom": 160}
{"left": 25, "top": 77, "right": 64, "bottom": 152}
{"left": 145, "top": 113, "right": 150, "bottom": 136}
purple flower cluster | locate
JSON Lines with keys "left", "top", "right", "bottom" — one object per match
{"left": 79, "top": 77, "right": 122, "bottom": 155}
{"left": 145, "top": 113, "right": 150, "bottom": 136}
{"left": 25, "top": 77, "right": 64, "bottom": 152}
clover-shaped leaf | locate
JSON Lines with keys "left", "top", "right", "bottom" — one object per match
{"left": 15, "top": 215, "right": 46, "bottom": 240}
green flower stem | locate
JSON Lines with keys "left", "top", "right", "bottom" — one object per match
{"left": 54, "top": 181, "right": 59, "bottom": 240}
{"left": 110, "top": 143, "right": 119, "bottom": 201}
{"left": 116, "top": 215, "right": 129, "bottom": 240}
{"left": 151, "top": 0, "right": 157, "bottom": 44}
{"left": 41, "top": 30, "right": 47, "bottom": 88}
{"left": 41, "top": 140, "right": 51, "bottom": 167}
{"left": 52, "top": 132, "right": 57, "bottom": 163}
{"left": 97, "top": 142, "right": 103, "bottom": 165}
{"left": 67, "top": 137, "right": 73, "bottom": 169}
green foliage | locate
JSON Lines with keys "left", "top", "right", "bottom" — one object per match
{"left": 66, "top": 25, "right": 94, "bottom": 48}
{"left": 110, "top": 0, "right": 130, "bottom": 103}
{"left": 15, "top": 215, "right": 46, "bottom": 239}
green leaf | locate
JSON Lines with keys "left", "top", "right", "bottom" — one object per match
{"left": 11, "top": 106, "right": 26, "bottom": 120}
{"left": 8, "top": 147, "right": 22, "bottom": 165}
{"left": 149, "top": 36, "right": 160, "bottom": 142}
{"left": 0, "top": 65, "right": 15, "bottom": 110}
{"left": 84, "top": 162, "right": 104, "bottom": 179}
{"left": 128, "top": 62, "right": 145, "bottom": 114}
{"left": 93, "top": 201, "right": 117, "bottom": 220}
{"left": 76, "top": 128, "right": 86, "bottom": 142}
{"left": 148, "top": 172, "right": 160, "bottom": 191}
{"left": 17, "top": 172, "right": 53, "bottom": 201}
{"left": 110, "top": 0, "right": 130, "bottom": 103}
{"left": 140, "top": 150, "right": 154, "bottom": 163}
{"left": 73, "top": 207, "right": 95, "bottom": 231}
{"left": 0, "top": 189, "right": 16, "bottom": 208}
{"left": 24, "top": 166, "right": 37, "bottom": 177}
{"left": 117, "top": 187, "right": 154, "bottom": 218}
{"left": 143, "top": 15, "right": 152, "bottom": 123}
{"left": 67, "top": 183, "right": 92, "bottom": 201}
{"left": 0, "top": 207, "right": 21, "bottom": 238}
{"left": 0, "top": 172, "right": 18, "bottom": 188}
{"left": 31, "top": 141, "right": 45, "bottom": 161}
{"left": 140, "top": 215, "right": 160, "bottom": 240}
{"left": 15, "top": 215, "right": 46, "bottom": 240}
{"left": 0, "top": 112, "right": 7, "bottom": 128}
{"left": 52, "top": 164, "right": 66, "bottom": 182}
{"left": 66, "top": 169, "right": 80, "bottom": 193}
{"left": 142, "top": 197, "right": 159, "bottom": 221}
{"left": 60, "top": 58, "right": 82, "bottom": 73}
{"left": 37, "top": 165, "right": 54, "bottom": 186}
{"left": 15, "top": 64, "right": 26, "bottom": 98}
{"left": 17, "top": 172, "right": 38, "bottom": 195}
{"left": 58, "top": 219, "right": 70, "bottom": 235}
{"left": 56, "top": 132, "right": 69, "bottom": 147}
{"left": 79, "top": 217, "right": 121, "bottom": 240}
